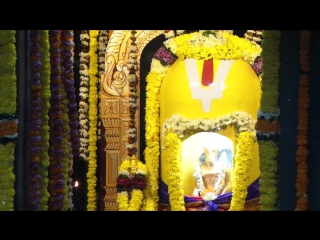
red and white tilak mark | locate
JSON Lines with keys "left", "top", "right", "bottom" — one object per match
{"left": 185, "top": 58, "right": 234, "bottom": 112}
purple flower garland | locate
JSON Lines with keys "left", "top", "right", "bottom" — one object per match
{"left": 252, "top": 56, "right": 263, "bottom": 76}
{"left": 48, "top": 30, "right": 65, "bottom": 211}
{"left": 28, "top": 30, "right": 42, "bottom": 211}
{"left": 154, "top": 46, "right": 177, "bottom": 66}
{"left": 61, "top": 30, "right": 80, "bottom": 159}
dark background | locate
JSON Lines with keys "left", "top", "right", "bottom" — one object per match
{"left": 13, "top": 30, "right": 320, "bottom": 211}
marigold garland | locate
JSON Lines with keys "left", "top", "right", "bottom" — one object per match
{"left": 48, "top": 30, "right": 65, "bottom": 211}
{"left": 116, "top": 159, "right": 147, "bottom": 211}
{"left": 28, "top": 30, "right": 42, "bottom": 211}
{"left": 145, "top": 31, "right": 261, "bottom": 211}
{"left": 79, "top": 30, "right": 90, "bottom": 161}
{"left": 0, "top": 30, "right": 17, "bottom": 114}
{"left": 0, "top": 30, "right": 16, "bottom": 211}
{"left": 61, "top": 30, "right": 78, "bottom": 210}
{"left": 0, "top": 143, "right": 15, "bottom": 211}
{"left": 295, "top": 30, "right": 310, "bottom": 211}
{"left": 258, "top": 30, "right": 281, "bottom": 211}
{"left": 164, "top": 132, "right": 185, "bottom": 210}
{"left": 60, "top": 73, "right": 71, "bottom": 210}
{"left": 61, "top": 30, "right": 80, "bottom": 159}
{"left": 162, "top": 112, "right": 257, "bottom": 210}
{"left": 229, "top": 131, "right": 256, "bottom": 210}
{"left": 38, "top": 30, "right": 51, "bottom": 210}
{"left": 87, "top": 30, "right": 99, "bottom": 211}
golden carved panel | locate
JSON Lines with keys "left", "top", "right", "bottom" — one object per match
{"left": 102, "top": 100, "right": 120, "bottom": 118}
{"left": 121, "top": 99, "right": 129, "bottom": 117}
{"left": 104, "top": 187, "right": 118, "bottom": 211}
{"left": 101, "top": 30, "right": 164, "bottom": 210}
{"left": 106, "top": 151, "right": 119, "bottom": 186}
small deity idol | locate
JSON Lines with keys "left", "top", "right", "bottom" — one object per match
{"left": 192, "top": 146, "right": 233, "bottom": 201}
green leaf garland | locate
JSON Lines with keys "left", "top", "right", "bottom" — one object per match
{"left": 0, "top": 30, "right": 17, "bottom": 211}
{"left": 39, "top": 30, "right": 51, "bottom": 210}
{"left": 258, "top": 30, "right": 281, "bottom": 211}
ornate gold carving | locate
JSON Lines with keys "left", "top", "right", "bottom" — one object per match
{"left": 101, "top": 56, "right": 128, "bottom": 97}
{"left": 121, "top": 99, "right": 129, "bottom": 117}
{"left": 104, "top": 187, "right": 118, "bottom": 211}
{"left": 103, "top": 100, "right": 120, "bottom": 117}
{"left": 122, "top": 140, "right": 129, "bottom": 157}
{"left": 102, "top": 118, "right": 120, "bottom": 150}
{"left": 106, "top": 151, "right": 119, "bottom": 186}
{"left": 101, "top": 30, "right": 164, "bottom": 210}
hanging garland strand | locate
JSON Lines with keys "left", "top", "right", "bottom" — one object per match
{"left": 60, "top": 30, "right": 76, "bottom": 210}
{"left": 97, "top": 30, "right": 109, "bottom": 141}
{"left": 126, "top": 30, "right": 139, "bottom": 157}
{"left": 295, "top": 30, "right": 310, "bottom": 211}
{"left": 79, "top": 30, "right": 90, "bottom": 161}
{"left": 87, "top": 30, "right": 99, "bottom": 211}
{"left": 0, "top": 30, "right": 17, "bottom": 211}
{"left": 258, "top": 30, "right": 281, "bottom": 211}
{"left": 39, "top": 30, "right": 51, "bottom": 210}
{"left": 61, "top": 30, "right": 80, "bottom": 159}
{"left": 48, "top": 30, "right": 65, "bottom": 211}
{"left": 28, "top": 30, "right": 42, "bottom": 211}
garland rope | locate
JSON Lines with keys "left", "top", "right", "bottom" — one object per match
{"left": 295, "top": 30, "right": 310, "bottom": 211}
{"left": 0, "top": 30, "right": 17, "bottom": 211}
{"left": 127, "top": 30, "right": 139, "bottom": 157}
{"left": 258, "top": 30, "right": 281, "bottom": 211}
{"left": 87, "top": 30, "right": 99, "bottom": 211}
{"left": 39, "top": 30, "right": 51, "bottom": 211}
{"left": 97, "top": 30, "right": 109, "bottom": 140}
{"left": 79, "top": 30, "right": 90, "bottom": 161}
{"left": 48, "top": 30, "right": 65, "bottom": 211}
{"left": 28, "top": 30, "right": 42, "bottom": 210}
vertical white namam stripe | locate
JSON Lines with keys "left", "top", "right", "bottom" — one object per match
{"left": 184, "top": 58, "right": 234, "bottom": 112}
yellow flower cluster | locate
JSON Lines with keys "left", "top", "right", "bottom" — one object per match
{"left": 166, "top": 31, "right": 261, "bottom": 64}
{"left": 116, "top": 159, "right": 147, "bottom": 211}
{"left": 144, "top": 70, "right": 165, "bottom": 208}
{"left": 117, "top": 192, "right": 129, "bottom": 211}
{"left": 142, "top": 195, "right": 158, "bottom": 211}
{"left": 128, "top": 189, "right": 144, "bottom": 211}
{"left": 162, "top": 114, "right": 257, "bottom": 211}
{"left": 118, "top": 160, "right": 131, "bottom": 172}
{"left": 164, "top": 132, "right": 185, "bottom": 211}
{"left": 87, "top": 30, "right": 99, "bottom": 211}
{"left": 117, "top": 190, "right": 145, "bottom": 211}
{"left": 229, "top": 131, "right": 256, "bottom": 211}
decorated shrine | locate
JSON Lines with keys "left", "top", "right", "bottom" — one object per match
{"left": 0, "top": 30, "right": 318, "bottom": 211}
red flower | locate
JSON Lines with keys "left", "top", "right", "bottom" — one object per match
{"left": 117, "top": 177, "right": 131, "bottom": 189}
{"left": 132, "top": 175, "right": 147, "bottom": 190}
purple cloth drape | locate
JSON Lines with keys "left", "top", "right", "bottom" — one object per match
{"left": 159, "top": 177, "right": 260, "bottom": 211}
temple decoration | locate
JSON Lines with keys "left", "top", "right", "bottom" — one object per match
{"left": 87, "top": 30, "right": 99, "bottom": 211}
{"left": 28, "top": 30, "right": 42, "bottom": 211}
{"left": 101, "top": 30, "right": 163, "bottom": 211}
{"left": 97, "top": 30, "right": 109, "bottom": 140}
{"left": 257, "top": 31, "right": 281, "bottom": 211}
{"left": 116, "top": 155, "right": 147, "bottom": 210}
{"left": 48, "top": 30, "right": 65, "bottom": 211}
{"left": 79, "top": 30, "right": 90, "bottom": 161}
{"left": 144, "top": 30, "right": 262, "bottom": 211}
{"left": 38, "top": 30, "right": 51, "bottom": 211}
{"left": 295, "top": 30, "right": 310, "bottom": 211}
{"left": 0, "top": 30, "right": 17, "bottom": 211}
